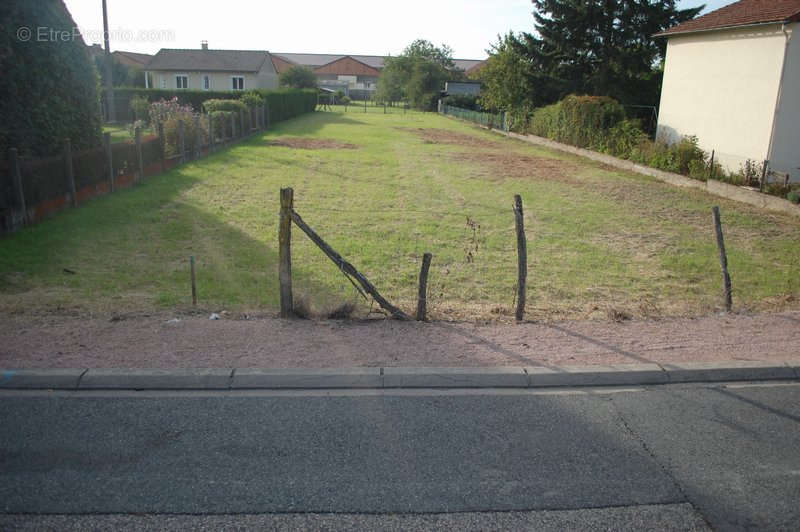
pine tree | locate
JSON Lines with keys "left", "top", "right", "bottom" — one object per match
{"left": 520, "top": 0, "right": 703, "bottom": 105}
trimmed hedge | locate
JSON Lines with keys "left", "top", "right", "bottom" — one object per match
{"left": 0, "top": 0, "right": 102, "bottom": 157}
{"left": 109, "top": 87, "right": 317, "bottom": 123}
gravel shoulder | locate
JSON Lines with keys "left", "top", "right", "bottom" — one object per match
{"left": 1, "top": 310, "right": 798, "bottom": 369}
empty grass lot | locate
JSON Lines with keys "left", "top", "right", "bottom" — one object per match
{"left": 1, "top": 109, "right": 798, "bottom": 321}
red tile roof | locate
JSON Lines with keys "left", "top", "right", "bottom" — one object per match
{"left": 655, "top": 0, "right": 800, "bottom": 37}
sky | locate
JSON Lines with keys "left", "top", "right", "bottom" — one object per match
{"left": 63, "top": 0, "right": 737, "bottom": 60}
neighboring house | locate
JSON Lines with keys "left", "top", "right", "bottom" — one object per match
{"left": 272, "top": 53, "right": 484, "bottom": 98}
{"left": 655, "top": 0, "right": 800, "bottom": 182}
{"left": 144, "top": 42, "right": 278, "bottom": 91}
{"left": 112, "top": 50, "right": 152, "bottom": 69}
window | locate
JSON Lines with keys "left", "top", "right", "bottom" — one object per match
{"left": 176, "top": 75, "right": 188, "bottom": 89}
{"left": 203, "top": 75, "right": 210, "bottom": 90}
{"left": 232, "top": 76, "right": 244, "bottom": 90}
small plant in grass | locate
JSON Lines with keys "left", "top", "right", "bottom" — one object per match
{"left": 787, "top": 189, "right": 800, "bottom": 204}
{"left": 340, "top": 95, "right": 352, "bottom": 106}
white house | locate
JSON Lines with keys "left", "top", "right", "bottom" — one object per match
{"left": 655, "top": 0, "right": 800, "bottom": 182}
{"left": 145, "top": 42, "right": 279, "bottom": 91}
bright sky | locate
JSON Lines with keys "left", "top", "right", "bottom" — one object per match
{"left": 63, "top": 0, "right": 735, "bottom": 60}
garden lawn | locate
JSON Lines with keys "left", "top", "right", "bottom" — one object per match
{"left": 2, "top": 110, "right": 798, "bottom": 321}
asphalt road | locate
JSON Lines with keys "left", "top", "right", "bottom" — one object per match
{"left": 2, "top": 383, "right": 799, "bottom": 530}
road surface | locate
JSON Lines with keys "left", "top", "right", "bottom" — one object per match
{"left": 2, "top": 382, "right": 799, "bottom": 530}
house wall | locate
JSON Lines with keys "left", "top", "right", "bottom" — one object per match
{"left": 149, "top": 70, "right": 277, "bottom": 91}
{"left": 657, "top": 24, "right": 788, "bottom": 174}
{"left": 768, "top": 23, "right": 799, "bottom": 183}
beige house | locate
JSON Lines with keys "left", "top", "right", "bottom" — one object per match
{"left": 145, "top": 43, "right": 278, "bottom": 91}
{"left": 656, "top": 0, "right": 800, "bottom": 182}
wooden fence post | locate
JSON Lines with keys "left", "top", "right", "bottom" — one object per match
{"left": 103, "top": 132, "right": 114, "bottom": 192}
{"left": 230, "top": 113, "right": 235, "bottom": 141}
{"left": 64, "top": 139, "right": 77, "bottom": 207}
{"left": 134, "top": 126, "right": 143, "bottom": 181}
{"left": 279, "top": 187, "right": 294, "bottom": 318}
{"left": 265, "top": 102, "right": 270, "bottom": 129}
{"left": 208, "top": 113, "right": 215, "bottom": 153}
{"left": 759, "top": 160, "right": 769, "bottom": 192}
{"left": 514, "top": 194, "right": 527, "bottom": 322}
{"left": 712, "top": 206, "right": 732, "bottom": 312}
{"left": 178, "top": 119, "right": 186, "bottom": 164}
{"left": 193, "top": 115, "right": 201, "bottom": 159}
{"left": 416, "top": 252, "right": 433, "bottom": 321}
{"left": 190, "top": 255, "right": 197, "bottom": 306}
{"left": 708, "top": 149, "right": 715, "bottom": 180}
{"left": 157, "top": 122, "right": 165, "bottom": 172}
{"left": 9, "top": 148, "right": 27, "bottom": 226}
{"left": 239, "top": 109, "right": 246, "bottom": 138}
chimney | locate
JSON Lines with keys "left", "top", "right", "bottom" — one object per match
{"left": 201, "top": 40, "right": 208, "bottom": 50}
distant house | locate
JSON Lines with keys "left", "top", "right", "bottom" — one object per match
{"left": 271, "top": 53, "right": 484, "bottom": 99}
{"left": 444, "top": 81, "right": 482, "bottom": 96}
{"left": 144, "top": 45, "right": 485, "bottom": 99}
{"left": 144, "top": 42, "right": 278, "bottom": 91}
{"left": 655, "top": 0, "right": 800, "bottom": 182}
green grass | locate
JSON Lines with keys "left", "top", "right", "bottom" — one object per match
{"left": 2, "top": 109, "right": 799, "bottom": 320}
{"left": 103, "top": 123, "right": 132, "bottom": 143}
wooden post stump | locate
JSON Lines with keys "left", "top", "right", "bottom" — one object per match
{"left": 712, "top": 206, "right": 732, "bottom": 311}
{"left": 416, "top": 253, "right": 433, "bottom": 321}
{"left": 279, "top": 188, "right": 294, "bottom": 318}
{"left": 514, "top": 194, "right": 527, "bottom": 322}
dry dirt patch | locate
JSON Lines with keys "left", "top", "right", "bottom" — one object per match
{"left": 458, "top": 152, "right": 581, "bottom": 183}
{"left": 397, "top": 127, "right": 504, "bottom": 149}
{"left": 267, "top": 138, "right": 358, "bottom": 150}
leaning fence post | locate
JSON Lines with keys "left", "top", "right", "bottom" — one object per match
{"left": 9, "top": 148, "right": 27, "bottom": 226}
{"left": 708, "top": 149, "right": 715, "bottom": 180}
{"left": 416, "top": 252, "right": 433, "bottom": 321}
{"left": 134, "top": 126, "right": 144, "bottom": 181}
{"left": 514, "top": 194, "right": 527, "bottom": 322}
{"left": 103, "top": 132, "right": 114, "bottom": 192}
{"left": 178, "top": 119, "right": 186, "bottom": 164}
{"left": 64, "top": 138, "right": 77, "bottom": 207}
{"left": 279, "top": 187, "right": 294, "bottom": 318}
{"left": 759, "top": 159, "right": 769, "bottom": 191}
{"left": 712, "top": 206, "right": 732, "bottom": 312}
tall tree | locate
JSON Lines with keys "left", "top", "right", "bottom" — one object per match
{"left": 520, "top": 0, "right": 703, "bottom": 105}
{"left": 377, "top": 39, "right": 462, "bottom": 110}
{"left": 279, "top": 65, "right": 317, "bottom": 89}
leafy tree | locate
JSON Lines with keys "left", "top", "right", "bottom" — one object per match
{"left": 478, "top": 32, "right": 557, "bottom": 114}
{"left": 519, "top": 0, "right": 703, "bottom": 105}
{"left": 377, "top": 39, "right": 462, "bottom": 110}
{"left": 279, "top": 65, "right": 317, "bottom": 89}
{"left": 0, "top": 0, "right": 102, "bottom": 156}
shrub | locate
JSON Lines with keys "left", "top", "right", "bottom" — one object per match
{"left": 148, "top": 98, "right": 206, "bottom": 156}
{"left": 446, "top": 94, "right": 481, "bottom": 111}
{"left": 787, "top": 190, "right": 800, "bottom": 204}
{"left": 240, "top": 91, "right": 264, "bottom": 108}
{"left": 129, "top": 95, "right": 151, "bottom": 123}
{"left": 203, "top": 98, "right": 247, "bottom": 114}
{"left": 340, "top": 96, "right": 352, "bottom": 105}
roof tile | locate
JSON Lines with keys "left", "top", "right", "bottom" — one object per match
{"left": 656, "top": 0, "right": 800, "bottom": 37}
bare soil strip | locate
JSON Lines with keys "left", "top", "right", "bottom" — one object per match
{"left": 1, "top": 311, "right": 797, "bottom": 368}
{"left": 267, "top": 138, "right": 358, "bottom": 150}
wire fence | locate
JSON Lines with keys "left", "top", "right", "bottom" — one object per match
{"left": 441, "top": 104, "right": 508, "bottom": 131}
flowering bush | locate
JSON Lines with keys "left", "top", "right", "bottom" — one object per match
{"left": 149, "top": 98, "right": 207, "bottom": 157}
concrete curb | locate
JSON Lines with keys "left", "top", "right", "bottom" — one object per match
{"left": 1, "top": 361, "right": 798, "bottom": 390}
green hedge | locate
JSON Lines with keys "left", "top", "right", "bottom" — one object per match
{"left": 0, "top": 0, "right": 102, "bottom": 157}
{"left": 528, "top": 95, "right": 625, "bottom": 149}
{"left": 108, "top": 87, "right": 317, "bottom": 123}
